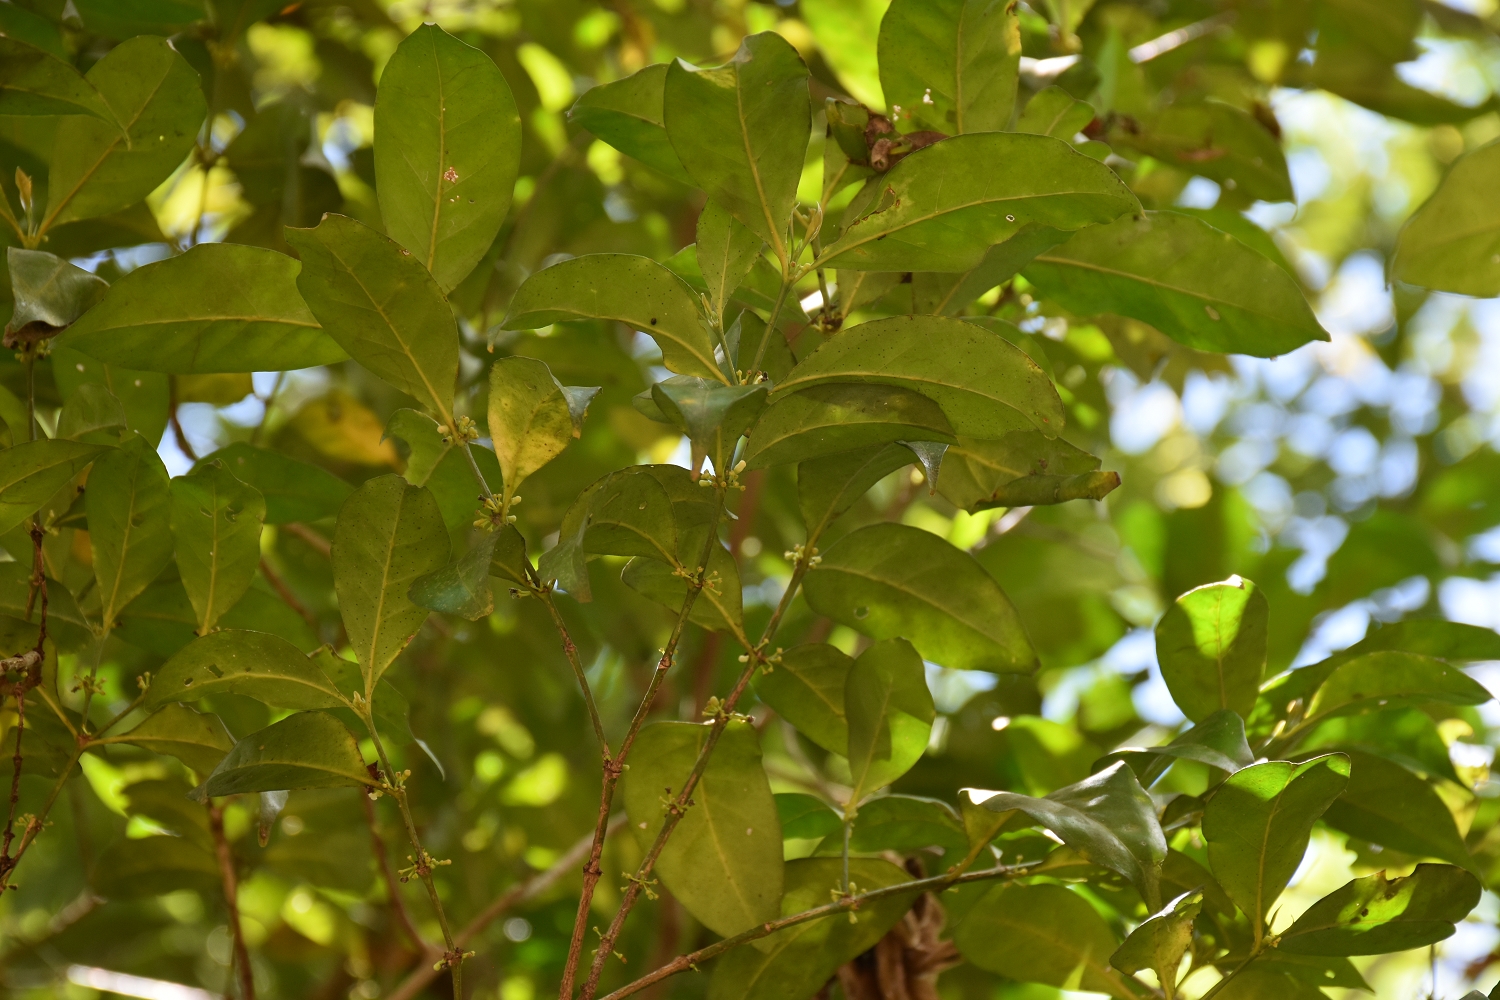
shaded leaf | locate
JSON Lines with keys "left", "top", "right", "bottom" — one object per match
{"left": 1319, "top": 750, "right": 1477, "bottom": 872}
{"left": 0, "top": 37, "right": 113, "bottom": 119}
{"left": 936, "top": 429, "right": 1117, "bottom": 512}
{"left": 1110, "top": 101, "right": 1294, "bottom": 203}
{"left": 408, "top": 532, "right": 496, "bottom": 621}
{"left": 1016, "top": 85, "right": 1095, "bottom": 139}
{"left": 796, "top": 443, "right": 913, "bottom": 544}
{"left": 622, "top": 538, "right": 743, "bottom": 634}
{"left": 1110, "top": 888, "right": 1203, "bottom": 993}
{"left": 0, "top": 439, "right": 103, "bottom": 535}
{"left": 144, "top": 629, "right": 344, "bottom": 711}
{"left": 775, "top": 792, "right": 842, "bottom": 840}
{"left": 569, "top": 64, "right": 692, "bottom": 183}
{"left": 878, "top": 0, "right": 1020, "bottom": 134}
{"left": 94, "top": 835, "right": 220, "bottom": 899}
{"left": 107, "top": 703, "right": 235, "bottom": 774}
{"left": 169, "top": 462, "right": 266, "bottom": 634}
{"left": 754, "top": 643, "right": 853, "bottom": 755}
{"left": 953, "top": 883, "right": 1133, "bottom": 997}
{"left": 3, "top": 247, "right": 107, "bottom": 336}
{"left": 88, "top": 434, "right": 174, "bottom": 628}
{"left": 1306, "top": 651, "right": 1493, "bottom": 723}
{"left": 847, "top": 793, "right": 967, "bottom": 859}
{"left": 845, "top": 638, "right": 934, "bottom": 802}
{"left": 195, "top": 443, "right": 351, "bottom": 524}
{"left": 745, "top": 383, "right": 955, "bottom": 470}
{"left": 696, "top": 199, "right": 764, "bottom": 322}
{"left": 197, "top": 711, "right": 376, "bottom": 799}
{"left": 652, "top": 376, "right": 767, "bottom": 472}
{"left": 1100, "top": 709, "right": 1255, "bottom": 786}
{"left": 56, "top": 383, "right": 126, "bottom": 441}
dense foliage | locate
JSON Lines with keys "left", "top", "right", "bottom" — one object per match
{"left": 3, "top": 1, "right": 1500, "bottom": 999}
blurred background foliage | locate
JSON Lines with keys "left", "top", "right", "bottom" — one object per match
{"left": 4, "top": 0, "right": 1500, "bottom": 998}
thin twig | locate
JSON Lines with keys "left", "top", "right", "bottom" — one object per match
{"left": 258, "top": 558, "right": 319, "bottom": 632}
{"left": 361, "top": 783, "right": 427, "bottom": 952}
{"left": 208, "top": 802, "right": 255, "bottom": 1000}
{"left": 282, "top": 522, "right": 332, "bottom": 559}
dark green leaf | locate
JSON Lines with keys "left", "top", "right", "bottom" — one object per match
{"left": 652, "top": 376, "right": 767, "bottom": 472}
{"left": 1110, "top": 101, "right": 1294, "bottom": 203}
{"left": 503, "top": 254, "right": 724, "bottom": 381}
{"left": 1101, "top": 709, "right": 1255, "bottom": 786}
{"left": 106, "top": 704, "right": 235, "bottom": 774}
{"left": 58, "top": 243, "right": 346, "bottom": 373}
{"left": 877, "top": 0, "right": 1020, "bottom": 134}
{"left": 374, "top": 24, "right": 521, "bottom": 292}
{"left": 1306, "top": 651, "right": 1493, "bottom": 722}
{"left": 169, "top": 463, "right": 266, "bottom": 634}
{"left": 1319, "top": 750, "right": 1477, "bottom": 871}
{"left": 796, "top": 443, "right": 913, "bottom": 545}
{"left": 42, "top": 36, "right": 206, "bottom": 229}
{"left": 3, "top": 247, "right": 108, "bottom": 336}
{"left": 409, "top": 532, "right": 496, "bottom": 621}
{"left": 622, "top": 538, "right": 743, "bottom": 634}
{"left": 1278, "top": 864, "right": 1481, "bottom": 956}
{"left": 953, "top": 883, "right": 1133, "bottom": 997}
{"left": 818, "top": 133, "right": 1139, "bottom": 272}
{"left": 745, "top": 383, "right": 954, "bottom": 470}
{"left": 144, "top": 629, "right": 345, "bottom": 711}
{"left": 52, "top": 346, "right": 169, "bottom": 446}
{"left": 804, "top": 522, "right": 1036, "bottom": 673}
{"left": 936, "top": 429, "right": 1117, "bottom": 511}
{"left": 1016, "top": 85, "right": 1095, "bottom": 139}
{"left": 1155, "top": 575, "right": 1268, "bottom": 722}
{"left": 696, "top": 199, "right": 764, "bottom": 323}
{"left": 0, "top": 37, "right": 113, "bottom": 119}
{"left": 286, "top": 214, "right": 460, "bottom": 427}
{"left": 774, "top": 792, "right": 841, "bottom": 840}
{"left": 845, "top": 638, "right": 934, "bottom": 801}
{"left": 195, "top": 443, "right": 351, "bottom": 524}
{"left": 910, "top": 225, "right": 1073, "bottom": 315}
{"left": 664, "top": 32, "right": 810, "bottom": 265}
{"left": 94, "top": 835, "right": 220, "bottom": 899}
{"left": 846, "top": 793, "right": 967, "bottom": 858}
{"left": 755, "top": 643, "right": 852, "bottom": 755}
{"left": 197, "top": 711, "right": 376, "bottom": 799}
{"left": 0, "top": 439, "right": 103, "bottom": 535}
{"left": 88, "top": 434, "right": 174, "bottom": 628}
{"left": 625, "top": 719, "right": 782, "bottom": 937}
{"left": 56, "top": 383, "right": 126, "bottom": 441}
{"left": 569, "top": 64, "right": 692, "bottom": 184}
{"left": 1024, "top": 211, "right": 1329, "bottom": 357}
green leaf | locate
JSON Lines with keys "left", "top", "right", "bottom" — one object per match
{"left": 52, "top": 346, "right": 169, "bottom": 447}
{"left": 286, "top": 214, "right": 460, "bottom": 427}
{"left": 42, "top": 36, "right": 206, "bottom": 230}
{"left": 1016, "top": 85, "right": 1096, "bottom": 139}
{"left": 936, "top": 429, "right": 1118, "bottom": 512}
{"left": 94, "top": 835, "right": 221, "bottom": 899}
{"left": 569, "top": 64, "right": 693, "bottom": 184}
{"left": 384, "top": 408, "right": 455, "bottom": 487}
{"left": 954, "top": 883, "right": 1133, "bottom": 997}
{"left": 197, "top": 711, "right": 376, "bottom": 799}
{"left": 1319, "top": 750, "right": 1477, "bottom": 871}
{"left": 796, "top": 443, "right": 913, "bottom": 545}
{"left": 845, "top": 638, "right": 934, "bottom": 802}
{"left": 846, "top": 793, "right": 967, "bottom": 858}
{"left": 88, "top": 434, "right": 174, "bottom": 629}
{"left": 625, "top": 719, "right": 783, "bottom": 938}
{"left": 107, "top": 703, "right": 235, "bottom": 774}
{"left": 818, "top": 133, "right": 1139, "bottom": 272}
{"left": 1175, "top": 207, "right": 1295, "bottom": 273}
{"left": 622, "top": 539, "right": 743, "bottom": 634}
{"left": 707, "top": 858, "right": 915, "bottom": 1000}
{"left": 144, "top": 629, "right": 345, "bottom": 711}
{"left": 572, "top": 466, "right": 679, "bottom": 564}
{"left": 57, "top": 243, "right": 347, "bottom": 373}
{"left": 195, "top": 443, "right": 351, "bottom": 524}
{"left": 0, "top": 37, "right": 113, "bottom": 119}
{"left": 1101, "top": 709, "right": 1255, "bottom": 786}
{"left": 3, "top": 247, "right": 108, "bottom": 336}
{"left": 56, "top": 383, "right": 126, "bottom": 441}
{"left": 169, "top": 463, "right": 266, "bottom": 634}
{"left": 333, "top": 475, "right": 450, "bottom": 689}
{"left": 1201, "top": 755, "right": 1350, "bottom": 936}
{"left": 774, "top": 792, "right": 841, "bottom": 840}
{"left": 1278, "top": 864, "right": 1481, "bottom": 956}
{"left": 408, "top": 532, "right": 496, "bottom": 621}
{"left": 1110, "top": 101, "right": 1294, "bottom": 203}
{"left": 804, "top": 521, "right": 1036, "bottom": 673}
{"left": 1110, "top": 888, "right": 1203, "bottom": 993}
{"left": 0, "top": 439, "right": 103, "bottom": 536}
{"left": 696, "top": 200, "right": 765, "bottom": 328}
{"left": 374, "top": 23, "right": 521, "bottom": 292}
{"left": 122, "top": 777, "right": 212, "bottom": 850}
{"left": 754, "top": 643, "right": 852, "bottom": 755}
{"left": 774, "top": 316, "right": 1063, "bottom": 438}
{"left": 911, "top": 225, "right": 1073, "bottom": 315}
{"left": 1340, "top": 619, "right": 1500, "bottom": 662}
{"left": 488, "top": 356, "right": 594, "bottom": 507}
{"left": 1391, "top": 139, "right": 1500, "bottom": 296}
{"left": 745, "top": 383, "right": 955, "bottom": 470}
{"left": 1305, "top": 651, "right": 1493, "bottom": 723}
{"left": 73, "top": 0, "right": 204, "bottom": 37}
{"left": 1024, "top": 211, "right": 1329, "bottom": 357}
{"left": 1155, "top": 575, "right": 1268, "bottom": 722}
{"left": 664, "top": 32, "right": 810, "bottom": 265}
{"left": 651, "top": 376, "right": 767, "bottom": 473}
{"left": 969, "top": 760, "right": 1167, "bottom": 907}
{"left": 877, "top": 0, "right": 1020, "bottom": 134}
{"left": 503, "top": 254, "right": 724, "bottom": 381}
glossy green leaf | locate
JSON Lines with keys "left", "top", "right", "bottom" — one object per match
{"left": 1306, "top": 651, "right": 1493, "bottom": 723}
{"left": 754, "top": 643, "right": 852, "bottom": 755}
{"left": 107, "top": 703, "right": 235, "bottom": 774}
{"left": 1392, "top": 140, "right": 1500, "bottom": 296}
{"left": 0, "top": 439, "right": 103, "bottom": 536}
{"left": 818, "top": 132, "right": 1139, "bottom": 272}
{"left": 333, "top": 475, "right": 450, "bottom": 689}
{"left": 804, "top": 521, "right": 1036, "bottom": 673}
{"left": 937, "top": 429, "right": 1117, "bottom": 511}
{"left": 954, "top": 883, "right": 1133, "bottom": 997}
{"left": 1202, "top": 755, "right": 1350, "bottom": 935}
{"left": 1102, "top": 709, "right": 1255, "bottom": 786}
{"left": 144, "top": 629, "right": 345, "bottom": 711}
{"left": 374, "top": 24, "right": 521, "bottom": 292}
{"left": 1278, "top": 864, "right": 1481, "bottom": 956}
{"left": 696, "top": 200, "right": 764, "bottom": 323}
{"left": 3, "top": 247, "right": 107, "bottom": 336}
{"left": 197, "top": 711, "right": 376, "bottom": 799}
{"left": 663, "top": 32, "right": 810, "bottom": 264}
{"left": 195, "top": 443, "right": 351, "bottom": 524}
{"left": 1110, "top": 888, "right": 1202, "bottom": 992}
{"left": 1155, "top": 575, "right": 1268, "bottom": 722}
{"left": 0, "top": 37, "right": 113, "bottom": 119}
{"left": 796, "top": 443, "right": 913, "bottom": 545}
{"left": 622, "top": 538, "right": 743, "bottom": 634}
{"left": 969, "top": 761, "right": 1167, "bottom": 907}
{"left": 774, "top": 793, "right": 841, "bottom": 840}
{"left": 1319, "top": 750, "right": 1476, "bottom": 871}
{"left": 846, "top": 793, "right": 967, "bottom": 858}
{"left": 877, "top": 0, "right": 1020, "bottom": 134}
{"left": 625, "top": 719, "right": 782, "bottom": 938}
{"left": 707, "top": 858, "right": 915, "bottom": 1000}
{"left": 286, "top": 214, "right": 460, "bottom": 427}
{"left": 88, "top": 435, "right": 174, "bottom": 629}
{"left": 1111, "top": 101, "right": 1294, "bottom": 203}
{"left": 569, "top": 64, "right": 692, "bottom": 183}
{"left": 745, "top": 383, "right": 954, "bottom": 470}
{"left": 488, "top": 356, "right": 590, "bottom": 507}
{"left": 42, "top": 36, "right": 206, "bottom": 230}
{"left": 169, "top": 463, "right": 266, "bottom": 634}
{"left": 503, "top": 254, "right": 723, "bottom": 381}
{"left": 408, "top": 532, "right": 496, "bottom": 621}
{"left": 1016, "top": 85, "right": 1095, "bottom": 139}
{"left": 774, "top": 316, "right": 1063, "bottom": 438}
{"left": 652, "top": 376, "right": 767, "bottom": 472}
{"left": 845, "top": 638, "right": 934, "bottom": 801}
{"left": 58, "top": 243, "right": 346, "bottom": 373}
{"left": 1024, "top": 211, "right": 1329, "bottom": 357}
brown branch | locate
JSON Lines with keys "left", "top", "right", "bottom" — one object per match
{"left": 208, "top": 803, "right": 255, "bottom": 999}
{"left": 282, "top": 522, "right": 333, "bottom": 559}
{"left": 258, "top": 558, "right": 319, "bottom": 632}
{"left": 386, "top": 817, "right": 625, "bottom": 1000}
